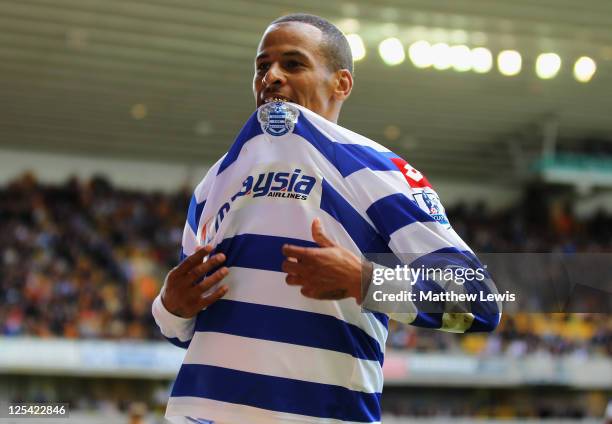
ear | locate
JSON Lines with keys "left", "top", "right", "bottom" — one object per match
{"left": 333, "top": 69, "right": 353, "bottom": 101}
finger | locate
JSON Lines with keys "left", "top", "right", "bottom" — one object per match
{"left": 281, "top": 259, "right": 305, "bottom": 276}
{"left": 175, "top": 245, "right": 213, "bottom": 275}
{"left": 311, "top": 218, "right": 335, "bottom": 248}
{"left": 198, "top": 285, "right": 229, "bottom": 309}
{"left": 196, "top": 267, "right": 230, "bottom": 293}
{"left": 282, "top": 244, "right": 317, "bottom": 262}
{"left": 285, "top": 274, "right": 304, "bottom": 286}
{"left": 189, "top": 253, "right": 227, "bottom": 280}
{"left": 300, "top": 287, "right": 316, "bottom": 298}
{"left": 317, "top": 289, "right": 349, "bottom": 300}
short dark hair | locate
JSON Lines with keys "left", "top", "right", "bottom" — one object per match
{"left": 270, "top": 13, "right": 353, "bottom": 75}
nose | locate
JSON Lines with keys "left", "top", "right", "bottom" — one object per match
{"left": 262, "top": 63, "right": 285, "bottom": 87}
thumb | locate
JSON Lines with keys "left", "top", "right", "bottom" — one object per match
{"left": 312, "top": 218, "right": 335, "bottom": 248}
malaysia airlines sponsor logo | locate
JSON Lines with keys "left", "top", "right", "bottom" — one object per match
{"left": 213, "top": 168, "right": 317, "bottom": 232}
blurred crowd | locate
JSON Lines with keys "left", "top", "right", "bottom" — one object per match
{"left": 387, "top": 313, "right": 610, "bottom": 357}
{"left": 0, "top": 173, "right": 610, "bottom": 357}
{"left": 0, "top": 173, "right": 188, "bottom": 340}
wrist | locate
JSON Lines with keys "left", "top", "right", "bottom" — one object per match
{"left": 353, "top": 260, "right": 373, "bottom": 305}
{"left": 160, "top": 286, "right": 187, "bottom": 319}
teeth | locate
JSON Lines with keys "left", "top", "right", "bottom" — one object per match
{"left": 265, "top": 97, "right": 288, "bottom": 103}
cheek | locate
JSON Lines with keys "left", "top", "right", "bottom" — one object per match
{"left": 312, "top": 76, "right": 334, "bottom": 103}
{"left": 253, "top": 75, "right": 264, "bottom": 90}
{"left": 310, "top": 88, "right": 330, "bottom": 107}
{"left": 298, "top": 78, "right": 323, "bottom": 103}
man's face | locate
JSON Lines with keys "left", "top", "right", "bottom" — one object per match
{"left": 253, "top": 22, "right": 338, "bottom": 121}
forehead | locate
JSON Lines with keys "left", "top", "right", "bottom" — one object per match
{"left": 256, "top": 22, "right": 324, "bottom": 58}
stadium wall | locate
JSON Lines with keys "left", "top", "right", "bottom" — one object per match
{"left": 1, "top": 338, "right": 609, "bottom": 388}
{"left": 0, "top": 148, "right": 521, "bottom": 209}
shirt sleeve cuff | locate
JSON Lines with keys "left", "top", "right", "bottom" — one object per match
{"left": 152, "top": 294, "right": 196, "bottom": 341}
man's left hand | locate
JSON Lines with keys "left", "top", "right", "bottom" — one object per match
{"left": 281, "top": 218, "right": 368, "bottom": 303}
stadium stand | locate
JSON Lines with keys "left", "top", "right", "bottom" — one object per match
{"left": 1, "top": 173, "right": 609, "bottom": 355}
{"left": 0, "top": 173, "right": 610, "bottom": 421}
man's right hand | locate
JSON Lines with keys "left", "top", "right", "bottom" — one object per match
{"left": 160, "top": 245, "right": 230, "bottom": 318}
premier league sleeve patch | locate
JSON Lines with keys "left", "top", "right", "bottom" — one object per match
{"left": 412, "top": 188, "right": 450, "bottom": 226}
{"left": 257, "top": 101, "right": 299, "bottom": 136}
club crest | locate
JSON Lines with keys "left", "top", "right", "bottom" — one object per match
{"left": 257, "top": 101, "right": 299, "bottom": 136}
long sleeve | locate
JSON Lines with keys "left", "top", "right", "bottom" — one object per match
{"left": 345, "top": 158, "right": 502, "bottom": 333}
{"left": 151, "top": 159, "right": 223, "bottom": 349}
{"left": 151, "top": 198, "right": 201, "bottom": 349}
{"left": 152, "top": 294, "right": 196, "bottom": 348}
{"left": 291, "top": 110, "right": 501, "bottom": 333}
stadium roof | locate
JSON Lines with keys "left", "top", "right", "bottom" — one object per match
{"left": 1, "top": 0, "right": 611, "bottom": 180}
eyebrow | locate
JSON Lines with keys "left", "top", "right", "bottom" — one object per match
{"left": 255, "top": 50, "right": 310, "bottom": 62}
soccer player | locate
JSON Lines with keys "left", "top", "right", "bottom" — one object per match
{"left": 153, "top": 13, "right": 500, "bottom": 424}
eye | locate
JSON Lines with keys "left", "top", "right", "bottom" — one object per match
{"left": 285, "top": 60, "right": 302, "bottom": 69}
{"left": 256, "top": 62, "right": 270, "bottom": 73}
